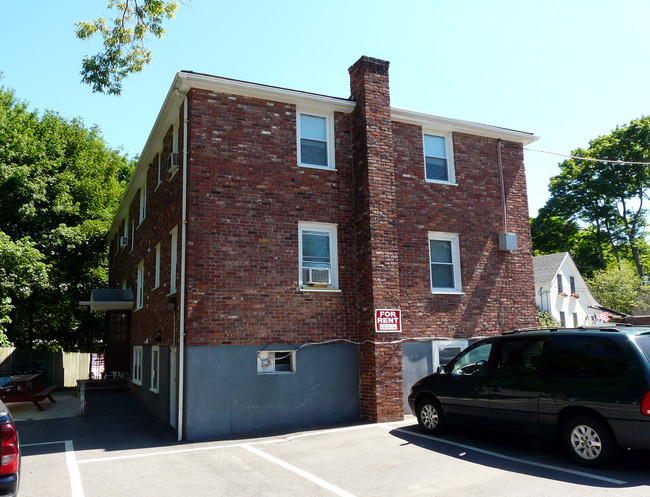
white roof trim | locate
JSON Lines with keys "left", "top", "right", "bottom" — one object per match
{"left": 176, "top": 72, "right": 356, "bottom": 113}
{"left": 391, "top": 107, "right": 538, "bottom": 145}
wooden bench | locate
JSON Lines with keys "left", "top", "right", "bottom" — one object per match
{"left": 1, "top": 384, "right": 58, "bottom": 411}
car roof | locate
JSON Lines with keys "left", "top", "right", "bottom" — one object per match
{"left": 505, "top": 324, "right": 650, "bottom": 338}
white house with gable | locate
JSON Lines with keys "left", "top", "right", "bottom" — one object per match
{"left": 533, "top": 252, "right": 601, "bottom": 327}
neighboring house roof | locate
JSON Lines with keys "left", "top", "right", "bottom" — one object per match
{"left": 533, "top": 252, "right": 569, "bottom": 287}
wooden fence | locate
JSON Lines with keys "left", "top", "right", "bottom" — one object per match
{"left": 0, "top": 348, "right": 95, "bottom": 387}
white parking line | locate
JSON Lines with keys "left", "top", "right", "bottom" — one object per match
{"left": 77, "top": 420, "right": 413, "bottom": 464}
{"left": 243, "top": 444, "right": 358, "bottom": 497}
{"left": 390, "top": 427, "right": 627, "bottom": 486}
{"left": 23, "top": 440, "right": 85, "bottom": 497}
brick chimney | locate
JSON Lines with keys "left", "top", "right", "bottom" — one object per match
{"left": 349, "top": 56, "right": 403, "bottom": 422}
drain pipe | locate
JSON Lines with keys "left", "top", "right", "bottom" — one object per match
{"left": 497, "top": 139, "right": 508, "bottom": 233}
{"left": 497, "top": 139, "right": 518, "bottom": 251}
{"left": 177, "top": 95, "right": 189, "bottom": 441}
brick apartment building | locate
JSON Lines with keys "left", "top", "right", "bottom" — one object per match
{"left": 90, "top": 56, "right": 538, "bottom": 440}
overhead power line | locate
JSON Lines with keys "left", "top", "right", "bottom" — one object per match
{"left": 524, "top": 148, "right": 650, "bottom": 166}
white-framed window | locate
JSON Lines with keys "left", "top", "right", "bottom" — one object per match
{"left": 154, "top": 242, "right": 161, "bottom": 289}
{"left": 257, "top": 350, "right": 296, "bottom": 374}
{"left": 156, "top": 153, "right": 162, "bottom": 187}
{"left": 298, "top": 222, "right": 338, "bottom": 290}
{"left": 423, "top": 132, "right": 454, "bottom": 184}
{"left": 130, "top": 219, "right": 135, "bottom": 252}
{"left": 570, "top": 276, "right": 576, "bottom": 294}
{"left": 173, "top": 122, "right": 179, "bottom": 154}
{"left": 170, "top": 226, "right": 178, "bottom": 294}
{"left": 132, "top": 346, "right": 143, "bottom": 385}
{"left": 297, "top": 111, "right": 334, "bottom": 169}
{"left": 150, "top": 346, "right": 159, "bottom": 393}
{"left": 122, "top": 216, "right": 128, "bottom": 249}
{"left": 428, "top": 232, "right": 462, "bottom": 293}
{"left": 433, "top": 339, "right": 469, "bottom": 371}
{"left": 136, "top": 260, "right": 144, "bottom": 310}
{"left": 560, "top": 311, "right": 566, "bottom": 327}
{"left": 139, "top": 185, "right": 147, "bottom": 224}
{"left": 557, "top": 274, "right": 564, "bottom": 293}
{"left": 573, "top": 312, "right": 579, "bottom": 328}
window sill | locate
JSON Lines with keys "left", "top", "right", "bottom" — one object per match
{"left": 149, "top": 388, "right": 159, "bottom": 394}
{"left": 132, "top": 380, "right": 142, "bottom": 387}
{"left": 154, "top": 181, "right": 162, "bottom": 192}
{"left": 425, "top": 179, "right": 458, "bottom": 186}
{"left": 299, "top": 287, "right": 341, "bottom": 293}
{"left": 298, "top": 163, "right": 337, "bottom": 171}
{"left": 134, "top": 306, "right": 143, "bottom": 313}
{"left": 431, "top": 290, "right": 465, "bottom": 295}
{"left": 166, "top": 291, "right": 177, "bottom": 297}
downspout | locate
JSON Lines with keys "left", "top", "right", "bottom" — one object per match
{"left": 497, "top": 139, "right": 517, "bottom": 251}
{"left": 497, "top": 139, "right": 508, "bottom": 233}
{"left": 177, "top": 94, "right": 189, "bottom": 441}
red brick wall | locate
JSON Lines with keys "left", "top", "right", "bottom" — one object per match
{"left": 393, "top": 125, "right": 537, "bottom": 337}
{"left": 183, "top": 88, "right": 359, "bottom": 346}
{"left": 109, "top": 103, "right": 185, "bottom": 347}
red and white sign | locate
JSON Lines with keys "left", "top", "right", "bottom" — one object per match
{"left": 375, "top": 309, "right": 402, "bottom": 333}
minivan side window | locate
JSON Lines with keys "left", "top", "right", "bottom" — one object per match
{"left": 450, "top": 342, "right": 492, "bottom": 377}
{"left": 493, "top": 339, "right": 545, "bottom": 378}
{"left": 546, "top": 336, "right": 629, "bottom": 378}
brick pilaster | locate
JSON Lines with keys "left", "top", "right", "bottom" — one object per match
{"left": 349, "top": 56, "right": 403, "bottom": 422}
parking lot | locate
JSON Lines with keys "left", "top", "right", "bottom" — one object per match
{"left": 16, "top": 391, "right": 650, "bottom": 497}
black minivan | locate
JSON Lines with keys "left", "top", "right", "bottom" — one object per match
{"left": 408, "top": 326, "right": 650, "bottom": 467}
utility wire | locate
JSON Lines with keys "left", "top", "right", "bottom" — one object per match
{"left": 524, "top": 148, "right": 650, "bottom": 166}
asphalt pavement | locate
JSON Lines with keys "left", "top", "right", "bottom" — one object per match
{"left": 14, "top": 391, "right": 650, "bottom": 497}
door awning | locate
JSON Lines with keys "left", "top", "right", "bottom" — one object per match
{"left": 80, "top": 289, "right": 134, "bottom": 313}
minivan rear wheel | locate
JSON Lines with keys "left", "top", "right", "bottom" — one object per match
{"left": 416, "top": 397, "right": 446, "bottom": 434}
{"left": 563, "top": 415, "right": 616, "bottom": 467}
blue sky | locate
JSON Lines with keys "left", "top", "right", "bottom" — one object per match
{"left": 2, "top": 0, "right": 650, "bottom": 216}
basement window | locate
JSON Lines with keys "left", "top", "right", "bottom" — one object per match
{"left": 257, "top": 350, "right": 296, "bottom": 374}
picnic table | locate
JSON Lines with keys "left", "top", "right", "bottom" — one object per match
{"left": 0, "top": 373, "right": 57, "bottom": 411}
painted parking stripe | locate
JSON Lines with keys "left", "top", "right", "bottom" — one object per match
{"left": 390, "top": 427, "right": 627, "bottom": 486}
{"left": 243, "top": 444, "right": 358, "bottom": 497}
{"left": 78, "top": 420, "right": 413, "bottom": 464}
{"left": 23, "top": 440, "right": 85, "bottom": 497}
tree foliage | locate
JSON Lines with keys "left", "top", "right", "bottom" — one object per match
{"left": 586, "top": 261, "right": 650, "bottom": 316}
{"left": 0, "top": 84, "right": 134, "bottom": 349}
{"left": 76, "top": 1, "right": 179, "bottom": 95}
{"left": 532, "top": 116, "right": 650, "bottom": 279}
{"left": 537, "top": 307, "right": 558, "bottom": 328}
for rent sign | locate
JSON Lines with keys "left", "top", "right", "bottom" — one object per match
{"left": 375, "top": 309, "right": 402, "bottom": 333}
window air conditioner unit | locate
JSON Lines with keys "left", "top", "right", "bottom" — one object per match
{"left": 167, "top": 152, "right": 179, "bottom": 174}
{"left": 305, "top": 268, "right": 331, "bottom": 286}
{"left": 119, "top": 236, "right": 129, "bottom": 248}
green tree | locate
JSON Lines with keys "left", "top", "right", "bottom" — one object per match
{"left": 76, "top": 1, "right": 179, "bottom": 95}
{"left": 0, "top": 233, "right": 49, "bottom": 345}
{"left": 537, "top": 307, "right": 558, "bottom": 328}
{"left": 538, "top": 116, "right": 650, "bottom": 279}
{"left": 586, "top": 261, "right": 650, "bottom": 316}
{"left": 0, "top": 84, "right": 133, "bottom": 349}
